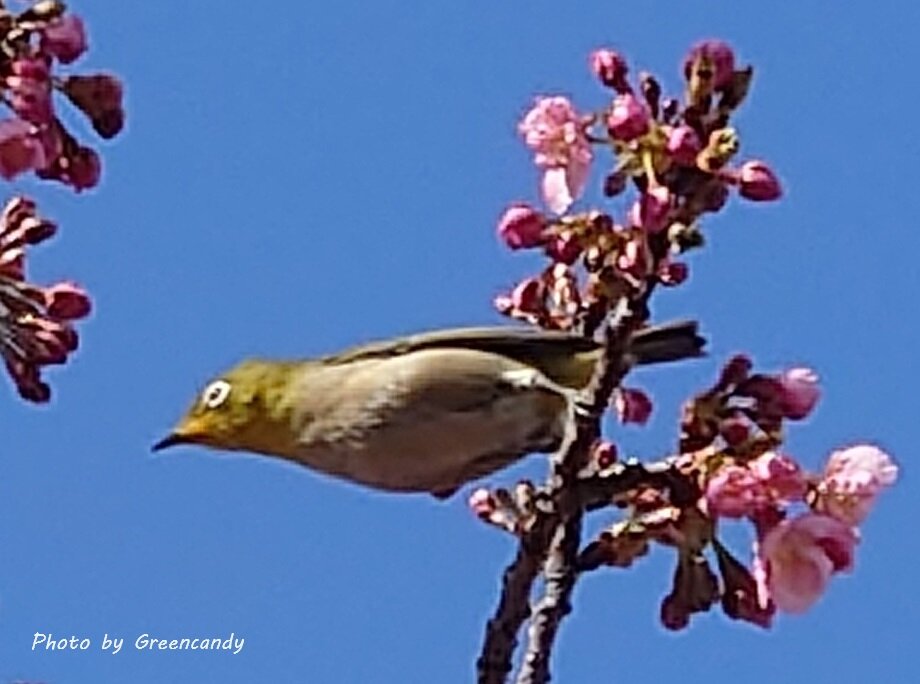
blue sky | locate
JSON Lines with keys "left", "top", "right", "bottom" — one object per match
{"left": 1, "top": 1, "right": 917, "bottom": 681}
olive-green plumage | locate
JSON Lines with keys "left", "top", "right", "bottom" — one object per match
{"left": 154, "top": 321, "right": 704, "bottom": 497}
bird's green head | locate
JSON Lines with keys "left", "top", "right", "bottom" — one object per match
{"left": 153, "top": 359, "right": 299, "bottom": 455}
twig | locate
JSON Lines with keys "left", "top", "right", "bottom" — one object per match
{"left": 476, "top": 522, "right": 553, "bottom": 684}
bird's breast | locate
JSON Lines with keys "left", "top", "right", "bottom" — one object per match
{"left": 280, "top": 349, "right": 568, "bottom": 493}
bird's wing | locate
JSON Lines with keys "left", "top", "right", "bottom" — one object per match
{"left": 320, "top": 320, "right": 703, "bottom": 368}
{"left": 320, "top": 326, "right": 598, "bottom": 366}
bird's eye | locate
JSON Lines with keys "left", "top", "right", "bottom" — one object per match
{"left": 201, "top": 380, "right": 232, "bottom": 409}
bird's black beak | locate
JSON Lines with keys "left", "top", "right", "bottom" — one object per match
{"left": 151, "top": 433, "right": 191, "bottom": 452}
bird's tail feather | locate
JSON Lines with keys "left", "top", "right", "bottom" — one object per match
{"left": 630, "top": 319, "right": 706, "bottom": 366}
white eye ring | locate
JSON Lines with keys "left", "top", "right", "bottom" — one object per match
{"left": 202, "top": 380, "right": 232, "bottom": 409}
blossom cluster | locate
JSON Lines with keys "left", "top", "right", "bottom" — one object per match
{"left": 478, "top": 40, "right": 898, "bottom": 633}
{"left": 0, "top": 0, "right": 124, "bottom": 188}
{"left": 0, "top": 3, "right": 124, "bottom": 402}
{"left": 686, "top": 357, "right": 897, "bottom": 623}
{"left": 0, "top": 196, "right": 89, "bottom": 401}
{"left": 495, "top": 40, "right": 779, "bottom": 331}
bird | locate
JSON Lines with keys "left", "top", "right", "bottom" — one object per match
{"left": 153, "top": 321, "right": 704, "bottom": 498}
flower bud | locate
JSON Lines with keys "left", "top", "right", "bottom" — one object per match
{"left": 665, "top": 125, "right": 702, "bottom": 166}
{"left": 468, "top": 488, "right": 497, "bottom": 518}
{"left": 544, "top": 231, "right": 581, "bottom": 265}
{"left": 777, "top": 367, "right": 820, "bottom": 420}
{"left": 44, "top": 281, "right": 92, "bottom": 320}
{"left": 41, "top": 15, "right": 87, "bottom": 64}
{"left": 589, "top": 49, "right": 629, "bottom": 91}
{"left": 657, "top": 259, "right": 688, "bottom": 286}
{"left": 593, "top": 440, "right": 618, "bottom": 468}
{"left": 614, "top": 387, "right": 653, "bottom": 425}
{"left": 496, "top": 203, "right": 546, "bottom": 250}
{"left": 683, "top": 40, "right": 736, "bottom": 91}
{"left": 738, "top": 160, "right": 782, "bottom": 201}
{"left": 606, "top": 93, "right": 650, "bottom": 142}
{"left": 629, "top": 185, "right": 671, "bottom": 234}
{"left": 509, "top": 277, "right": 545, "bottom": 315}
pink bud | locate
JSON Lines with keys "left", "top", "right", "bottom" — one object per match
{"left": 755, "top": 513, "right": 857, "bottom": 614}
{"left": 657, "top": 259, "right": 688, "bottom": 286}
{"left": 749, "top": 451, "right": 807, "bottom": 503}
{"left": 629, "top": 186, "right": 671, "bottom": 234}
{"left": 816, "top": 444, "right": 898, "bottom": 526}
{"left": 614, "top": 387, "right": 653, "bottom": 425}
{"left": 660, "top": 594, "right": 690, "bottom": 631}
{"left": 509, "top": 277, "right": 545, "bottom": 315}
{"left": 44, "top": 282, "right": 92, "bottom": 320}
{"left": 497, "top": 204, "right": 546, "bottom": 250}
{"left": 544, "top": 232, "right": 581, "bottom": 265}
{"left": 468, "top": 488, "right": 496, "bottom": 518}
{"left": 738, "top": 160, "right": 782, "bottom": 201}
{"left": 778, "top": 367, "right": 820, "bottom": 420}
{"left": 41, "top": 15, "right": 88, "bottom": 64}
{"left": 665, "top": 125, "right": 702, "bottom": 166}
{"left": 69, "top": 147, "right": 102, "bottom": 192}
{"left": 718, "top": 354, "right": 753, "bottom": 388}
{"left": 684, "top": 40, "right": 736, "bottom": 90}
{"left": 615, "top": 235, "right": 651, "bottom": 281}
{"left": 606, "top": 93, "right": 650, "bottom": 142}
{"left": 62, "top": 74, "right": 125, "bottom": 139}
{"left": 593, "top": 440, "right": 618, "bottom": 468}
{"left": 589, "top": 49, "right": 629, "bottom": 91}
{"left": 5, "top": 360, "right": 51, "bottom": 403}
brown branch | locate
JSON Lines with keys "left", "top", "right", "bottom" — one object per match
{"left": 514, "top": 301, "right": 643, "bottom": 684}
{"left": 476, "top": 519, "right": 554, "bottom": 684}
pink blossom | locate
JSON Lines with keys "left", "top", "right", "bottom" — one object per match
{"left": 665, "top": 125, "right": 702, "bottom": 166}
{"left": 778, "top": 367, "right": 820, "bottom": 419}
{"left": 519, "top": 97, "right": 592, "bottom": 214}
{"left": 816, "top": 444, "right": 898, "bottom": 525}
{"left": 589, "top": 49, "right": 629, "bottom": 91}
{"left": 738, "top": 160, "right": 782, "bottom": 201}
{"left": 6, "top": 58, "right": 53, "bottom": 125}
{"left": 749, "top": 451, "right": 807, "bottom": 503}
{"left": 614, "top": 387, "right": 652, "bottom": 425}
{"left": 0, "top": 198, "right": 89, "bottom": 402}
{"left": 704, "top": 465, "right": 769, "bottom": 518}
{"left": 497, "top": 204, "right": 546, "bottom": 250}
{"left": 0, "top": 119, "right": 46, "bottom": 180}
{"left": 629, "top": 185, "right": 672, "bottom": 233}
{"left": 755, "top": 513, "right": 858, "bottom": 614}
{"left": 606, "top": 93, "right": 650, "bottom": 142}
{"left": 41, "top": 15, "right": 88, "bottom": 64}
{"left": 684, "top": 40, "right": 736, "bottom": 90}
